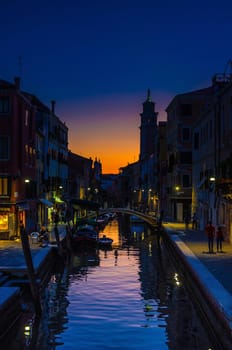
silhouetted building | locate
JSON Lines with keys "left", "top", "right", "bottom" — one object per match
{"left": 139, "top": 89, "right": 158, "bottom": 161}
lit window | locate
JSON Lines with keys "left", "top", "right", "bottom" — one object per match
{"left": 0, "top": 213, "right": 8, "bottom": 230}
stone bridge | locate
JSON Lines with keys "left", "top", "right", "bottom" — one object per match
{"left": 99, "top": 208, "right": 158, "bottom": 228}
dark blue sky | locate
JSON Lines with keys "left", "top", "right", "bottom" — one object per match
{"left": 1, "top": 0, "right": 232, "bottom": 172}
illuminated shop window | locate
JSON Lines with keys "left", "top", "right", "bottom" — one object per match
{"left": 0, "top": 214, "right": 8, "bottom": 230}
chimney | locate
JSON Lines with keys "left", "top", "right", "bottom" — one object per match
{"left": 14, "top": 77, "right": 20, "bottom": 90}
{"left": 51, "top": 100, "right": 56, "bottom": 114}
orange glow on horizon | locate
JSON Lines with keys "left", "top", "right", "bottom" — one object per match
{"left": 68, "top": 122, "right": 140, "bottom": 174}
{"left": 58, "top": 92, "right": 169, "bottom": 174}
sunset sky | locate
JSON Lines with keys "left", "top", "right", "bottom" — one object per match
{"left": 1, "top": 0, "right": 232, "bottom": 173}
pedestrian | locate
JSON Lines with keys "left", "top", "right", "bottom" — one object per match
{"left": 19, "top": 220, "right": 26, "bottom": 236}
{"left": 39, "top": 226, "right": 49, "bottom": 243}
{"left": 192, "top": 212, "right": 197, "bottom": 230}
{"left": 184, "top": 213, "right": 190, "bottom": 231}
{"left": 54, "top": 212, "right": 59, "bottom": 224}
{"left": 216, "top": 226, "right": 224, "bottom": 253}
{"left": 205, "top": 221, "right": 215, "bottom": 253}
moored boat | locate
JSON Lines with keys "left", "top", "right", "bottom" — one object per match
{"left": 98, "top": 235, "right": 113, "bottom": 247}
{"left": 71, "top": 225, "right": 98, "bottom": 249}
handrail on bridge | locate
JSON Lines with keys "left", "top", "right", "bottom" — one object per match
{"left": 99, "top": 208, "right": 158, "bottom": 227}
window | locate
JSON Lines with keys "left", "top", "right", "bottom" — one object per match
{"left": 0, "top": 213, "right": 8, "bottom": 230}
{"left": 0, "top": 136, "right": 9, "bottom": 160}
{"left": 182, "top": 127, "right": 190, "bottom": 141}
{"left": 0, "top": 97, "right": 10, "bottom": 113}
{"left": 181, "top": 104, "right": 192, "bottom": 116}
{"left": 182, "top": 174, "right": 191, "bottom": 187}
{"left": 180, "top": 151, "right": 192, "bottom": 164}
{"left": 0, "top": 177, "right": 8, "bottom": 196}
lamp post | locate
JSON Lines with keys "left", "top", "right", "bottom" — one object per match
{"left": 174, "top": 185, "right": 180, "bottom": 221}
{"left": 209, "top": 176, "right": 216, "bottom": 223}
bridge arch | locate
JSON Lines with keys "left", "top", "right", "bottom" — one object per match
{"left": 99, "top": 208, "right": 157, "bottom": 227}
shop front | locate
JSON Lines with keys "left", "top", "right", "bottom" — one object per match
{"left": 0, "top": 204, "right": 15, "bottom": 239}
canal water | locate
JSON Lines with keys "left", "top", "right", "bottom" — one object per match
{"left": 3, "top": 219, "right": 215, "bottom": 349}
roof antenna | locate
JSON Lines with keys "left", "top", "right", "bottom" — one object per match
{"left": 223, "top": 59, "right": 232, "bottom": 81}
{"left": 18, "top": 56, "right": 23, "bottom": 78}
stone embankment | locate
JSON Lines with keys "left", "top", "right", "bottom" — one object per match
{"left": 0, "top": 224, "right": 67, "bottom": 339}
{"left": 163, "top": 222, "right": 232, "bottom": 350}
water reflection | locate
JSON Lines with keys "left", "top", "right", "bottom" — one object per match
{"left": 2, "top": 219, "right": 216, "bottom": 350}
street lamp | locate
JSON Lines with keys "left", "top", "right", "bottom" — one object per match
{"left": 209, "top": 176, "right": 216, "bottom": 182}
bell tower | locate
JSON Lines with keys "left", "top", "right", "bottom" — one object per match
{"left": 139, "top": 89, "right": 158, "bottom": 160}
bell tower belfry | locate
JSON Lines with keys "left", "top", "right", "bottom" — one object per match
{"left": 139, "top": 89, "right": 158, "bottom": 160}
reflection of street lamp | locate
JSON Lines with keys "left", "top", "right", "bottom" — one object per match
{"left": 87, "top": 187, "right": 91, "bottom": 200}
{"left": 148, "top": 189, "right": 152, "bottom": 210}
{"left": 94, "top": 188, "right": 99, "bottom": 202}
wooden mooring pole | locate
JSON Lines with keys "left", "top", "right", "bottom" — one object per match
{"left": 20, "top": 224, "right": 41, "bottom": 316}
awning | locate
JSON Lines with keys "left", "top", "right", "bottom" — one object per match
{"left": 71, "top": 199, "right": 100, "bottom": 210}
{"left": 17, "top": 202, "right": 29, "bottom": 211}
{"left": 53, "top": 196, "right": 64, "bottom": 204}
{"left": 39, "top": 198, "right": 53, "bottom": 207}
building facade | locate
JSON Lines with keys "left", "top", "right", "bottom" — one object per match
{"left": 118, "top": 90, "right": 159, "bottom": 213}
{"left": 0, "top": 77, "right": 37, "bottom": 237}
{"left": 0, "top": 77, "right": 70, "bottom": 237}
{"left": 192, "top": 73, "right": 232, "bottom": 239}
{"left": 165, "top": 87, "right": 213, "bottom": 222}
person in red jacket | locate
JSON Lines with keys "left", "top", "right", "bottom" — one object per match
{"left": 205, "top": 221, "right": 215, "bottom": 253}
{"left": 216, "top": 226, "right": 224, "bottom": 253}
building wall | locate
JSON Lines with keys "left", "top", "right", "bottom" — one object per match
{"left": 0, "top": 78, "right": 37, "bottom": 237}
{"left": 166, "top": 88, "right": 212, "bottom": 222}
